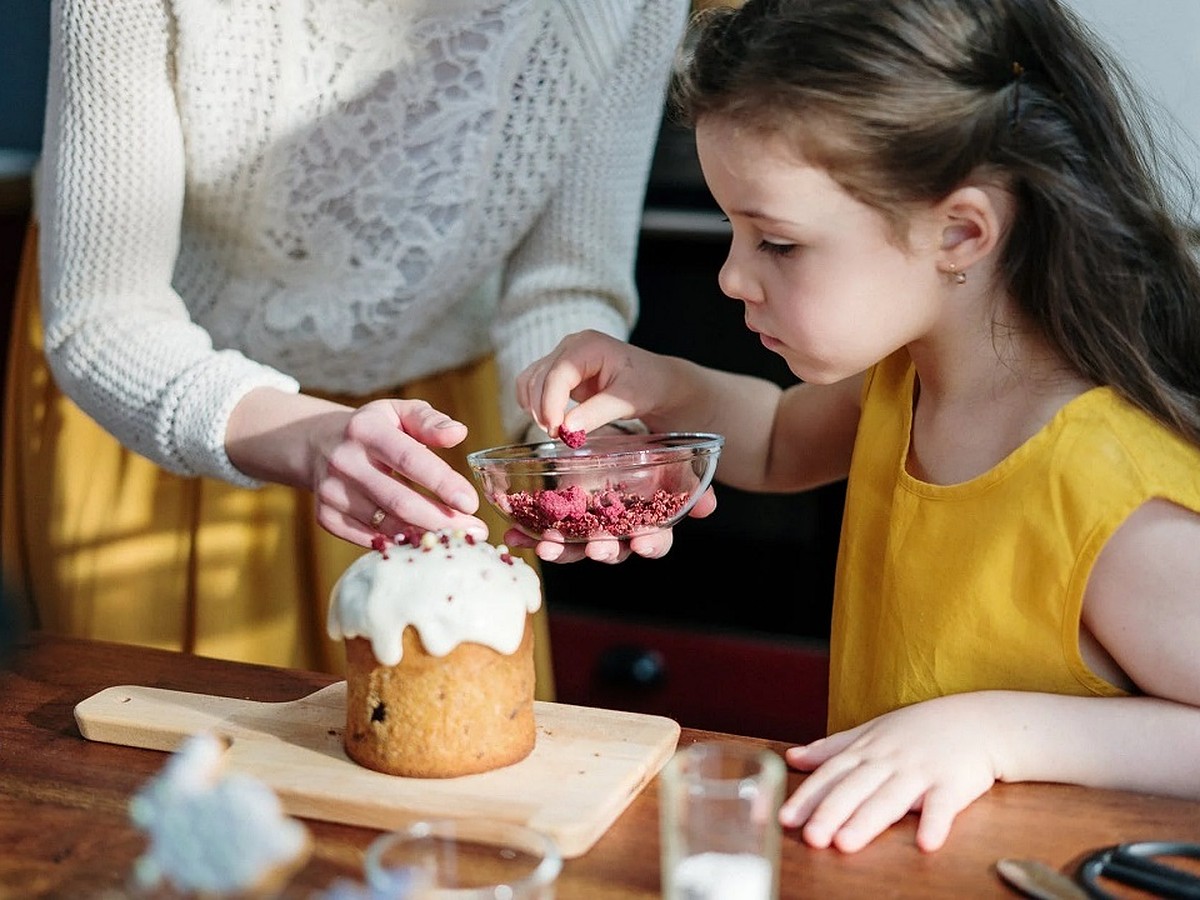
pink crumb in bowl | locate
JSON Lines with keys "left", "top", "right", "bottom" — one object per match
{"left": 493, "top": 484, "right": 690, "bottom": 539}
{"left": 535, "top": 483, "right": 589, "bottom": 520}
{"left": 559, "top": 427, "right": 586, "bottom": 449}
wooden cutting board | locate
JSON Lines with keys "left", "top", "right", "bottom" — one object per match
{"left": 75, "top": 683, "right": 679, "bottom": 858}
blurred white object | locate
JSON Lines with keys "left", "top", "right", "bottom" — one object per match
{"left": 128, "top": 731, "right": 310, "bottom": 895}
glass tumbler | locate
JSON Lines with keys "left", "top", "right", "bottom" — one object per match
{"left": 659, "top": 741, "right": 786, "bottom": 900}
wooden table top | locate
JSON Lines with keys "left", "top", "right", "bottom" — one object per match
{"left": 3, "top": 630, "right": 1198, "bottom": 899}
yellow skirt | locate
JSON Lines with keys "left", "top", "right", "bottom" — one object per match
{"left": 1, "top": 224, "right": 554, "bottom": 699}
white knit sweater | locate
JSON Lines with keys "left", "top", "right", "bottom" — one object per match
{"left": 37, "top": 0, "right": 688, "bottom": 485}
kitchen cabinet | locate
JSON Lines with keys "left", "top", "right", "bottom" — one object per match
{"left": 548, "top": 607, "right": 829, "bottom": 745}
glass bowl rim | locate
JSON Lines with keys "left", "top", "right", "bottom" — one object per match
{"left": 466, "top": 431, "right": 725, "bottom": 471}
{"left": 363, "top": 818, "right": 563, "bottom": 892}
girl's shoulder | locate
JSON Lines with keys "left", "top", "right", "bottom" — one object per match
{"left": 1053, "top": 387, "right": 1200, "bottom": 507}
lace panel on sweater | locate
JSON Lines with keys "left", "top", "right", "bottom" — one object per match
{"left": 176, "top": 0, "right": 579, "bottom": 390}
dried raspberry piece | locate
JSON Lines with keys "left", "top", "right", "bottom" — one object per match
{"left": 394, "top": 526, "right": 425, "bottom": 547}
{"left": 560, "top": 427, "right": 586, "bottom": 449}
{"left": 536, "top": 483, "right": 588, "bottom": 520}
{"left": 593, "top": 491, "right": 627, "bottom": 521}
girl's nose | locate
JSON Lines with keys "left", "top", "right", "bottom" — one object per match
{"left": 717, "top": 251, "right": 760, "bottom": 305}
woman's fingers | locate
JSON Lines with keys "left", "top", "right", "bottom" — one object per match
{"left": 349, "top": 399, "right": 480, "bottom": 515}
{"left": 313, "top": 398, "right": 488, "bottom": 547}
{"left": 316, "top": 470, "right": 487, "bottom": 545}
{"left": 393, "top": 399, "right": 470, "bottom": 449}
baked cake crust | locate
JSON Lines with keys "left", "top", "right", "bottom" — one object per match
{"left": 343, "top": 620, "right": 536, "bottom": 778}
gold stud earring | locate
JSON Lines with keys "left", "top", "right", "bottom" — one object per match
{"left": 946, "top": 262, "right": 967, "bottom": 285}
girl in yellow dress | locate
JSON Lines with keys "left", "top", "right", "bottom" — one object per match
{"left": 513, "top": 0, "right": 1200, "bottom": 851}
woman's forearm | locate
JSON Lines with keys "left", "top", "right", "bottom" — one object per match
{"left": 225, "top": 388, "right": 352, "bottom": 489}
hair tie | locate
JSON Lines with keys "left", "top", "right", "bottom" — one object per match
{"left": 1010, "top": 61, "right": 1026, "bottom": 129}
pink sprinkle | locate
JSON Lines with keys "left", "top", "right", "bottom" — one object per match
{"left": 560, "top": 427, "right": 586, "bottom": 449}
{"left": 396, "top": 526, "right": 424, "bottom": 546}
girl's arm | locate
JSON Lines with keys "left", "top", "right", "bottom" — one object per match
{"left": 781, "top": 497, "right": 1200, "bottom": 854}
{"left": 1080, "top": 498, "right": 1200, "bottom": 709}
{"left": 520, "top": 331, "right": 864, "bottom": 495}
{"left": 652, "top": 355, "right": 862, "bottom": 493}
{"left": 782, "top": 689, "right": 1200, "bottom": 855}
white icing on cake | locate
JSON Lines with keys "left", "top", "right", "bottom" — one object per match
{"left": 128, "top": 731, "right": 310, "bottom": 894}
{"left": 327, "top": 529, "right": 542, "bottom": 666}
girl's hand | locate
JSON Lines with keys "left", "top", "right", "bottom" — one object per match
{"left": 516, "top": 330, "right": 669, "bottom": 439}
{"left": 227, "top": 389, "right": 488, "bottom": 547}
{"left": 779, "top": 694, "right": 1003, "bottom": 853}
{"left": 513, "top": 332, "right": 715, "bottom": 563}
{"left": 500, "top": 485, "right": 717, "bottom": 564}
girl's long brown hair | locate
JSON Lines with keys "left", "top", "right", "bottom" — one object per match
{"left": 673, "top": 0, "right": 1200, "bottom": 446}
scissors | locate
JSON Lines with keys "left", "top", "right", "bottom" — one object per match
{"left": 1076, "top": 841, "right": 1200, "bottom": 899}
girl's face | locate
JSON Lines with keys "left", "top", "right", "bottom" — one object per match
{"left": 695, "top": 118, "right": 947, "bottom": 384}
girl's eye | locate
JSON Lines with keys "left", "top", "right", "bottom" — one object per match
{"left": 757, "top": 240, "right": 796, "bottom": 257}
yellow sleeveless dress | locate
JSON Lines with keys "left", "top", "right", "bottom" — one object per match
{"left": 828, "top": 350, "right": 1200, "bottom": 733}
{"left": 2, "top": 224, "right": 554, "bottom": 698}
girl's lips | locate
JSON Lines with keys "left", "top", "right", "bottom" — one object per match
{"left": 756, "top": 330, "right": 783, "bottom": 351}
{"left": 746, "top": 319, "right": 783, "bottom": 351}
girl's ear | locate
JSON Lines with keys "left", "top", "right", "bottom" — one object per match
{"left": 935, "top": 184, "right": 1009, "bottom": 270}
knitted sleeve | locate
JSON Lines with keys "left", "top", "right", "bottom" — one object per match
{"left": 37, "top": 0, "right": 299, "bottom": 487}
{"left": 490, "top": 0, "right": 690, "bottom": 439}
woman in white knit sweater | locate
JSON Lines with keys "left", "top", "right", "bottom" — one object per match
{"left": 1, "top": 0, "right": 689, "bottom": 693}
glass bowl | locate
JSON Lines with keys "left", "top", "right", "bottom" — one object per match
{"left": 467, "top": 432, "right": 724, "bottom": 542}
{"left": 364, "top": 819, "right": 561, "bottom": 899}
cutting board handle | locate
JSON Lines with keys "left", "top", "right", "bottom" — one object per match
{"left": 74, "top": 683, "right": 347, "bottom": 751}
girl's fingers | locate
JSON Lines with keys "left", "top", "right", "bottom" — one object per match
{"left": 629, "top": 530, "right": 674, "bottom": 559}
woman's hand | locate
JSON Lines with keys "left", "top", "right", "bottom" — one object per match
{"left": 227, "top": 388, "right": 488, "bottom": 547}
{"left": 779, "top": 693, "right": 1004, "bottom": 854}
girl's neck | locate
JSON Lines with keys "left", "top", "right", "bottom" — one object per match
{"left": 905, "top": 324, "right": 1092, "bottom": 485}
